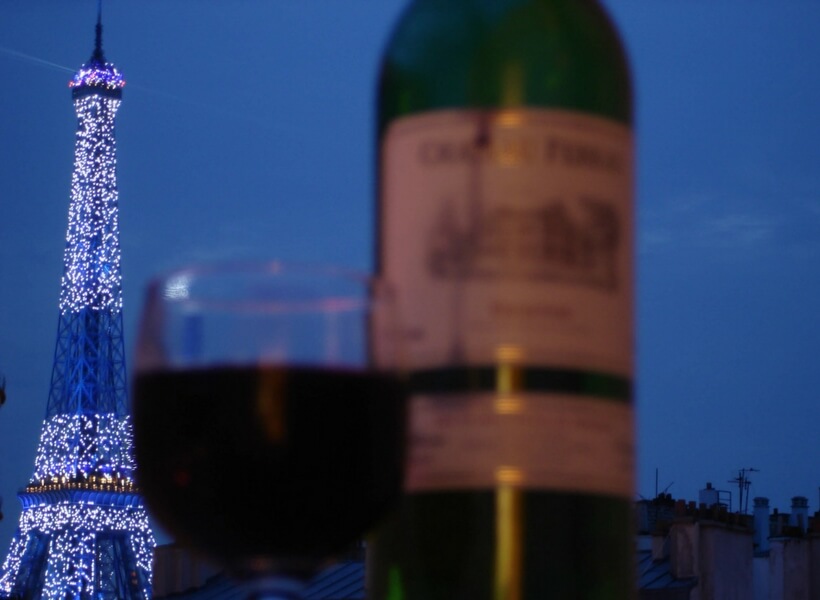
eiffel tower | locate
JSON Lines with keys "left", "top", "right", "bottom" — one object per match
{"left": 0, "top": 7, "right": 154, "bottom": 600}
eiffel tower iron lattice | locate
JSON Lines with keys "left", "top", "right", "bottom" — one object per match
{"left": 0, "top": 9, "right": 155, "bottom": 600}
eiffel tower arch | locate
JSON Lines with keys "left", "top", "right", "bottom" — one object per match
{"left": 0, "top": 7, "right": 155, "bottom": 600}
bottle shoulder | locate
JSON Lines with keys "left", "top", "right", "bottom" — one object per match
{"left": 378, "top": 0, "right": 631, "bottom": 129}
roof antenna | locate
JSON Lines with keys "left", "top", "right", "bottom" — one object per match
{"left": 92, "top": 0, "right": 104, "bottom": 62}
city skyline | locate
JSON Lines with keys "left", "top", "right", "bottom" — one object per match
{"left": 1, "top": 0, "right": 820, "bottom": 550}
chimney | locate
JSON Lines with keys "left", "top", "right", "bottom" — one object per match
{"left": 753, "top": 497, "right": 770, "bottom": 553}
{"left": 699, "top": 482, "right": 719, "bottom": 508}
{"left": 790, "top": 496, "right": 809, "bottom": 533}
{"left": 651, "top": 531, "right": 669, "bottom": 561}
{"left": 669, "top": 520, "right": 698, "bottom": 579}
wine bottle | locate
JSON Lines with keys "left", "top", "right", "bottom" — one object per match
{"left": 370, "top": 1, "right": 635, "bottom": 599}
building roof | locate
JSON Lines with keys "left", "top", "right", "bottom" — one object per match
{"left": 637, "top": 550, "right": 697, "bottom": 591}
{"left": 154, "top": 561, "right": 365, "bottom": 600}
{"left": 158, "top": 551, "right": 703, "bottom": 599}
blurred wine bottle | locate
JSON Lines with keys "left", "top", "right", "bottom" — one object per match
{"left": 370, "top": 1, "right": 635, "bottom": 598}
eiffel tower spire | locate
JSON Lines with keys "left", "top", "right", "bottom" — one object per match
{"left": 93, "top": 0, "right": 104, "bottom": 63}
{"left": 0, "top": 7, "right": 154, "bottom": 600}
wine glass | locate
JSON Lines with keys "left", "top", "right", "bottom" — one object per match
{"left": 131, "top": 262, "right": 405, "bottom": 599}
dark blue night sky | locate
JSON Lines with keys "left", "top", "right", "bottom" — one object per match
{"left": 1, "top": 0, "right": 820, "bottom": 548}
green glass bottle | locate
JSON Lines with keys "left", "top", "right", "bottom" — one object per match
{"left": 371, "top": 1, "right": 635, "bottom": 599}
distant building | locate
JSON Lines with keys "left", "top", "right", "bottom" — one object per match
{"left": 636, "top": 487, "right": 820, "bottom": 600}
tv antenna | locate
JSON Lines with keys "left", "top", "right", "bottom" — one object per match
{"left": 729, "top": 467, "right": 758, "bottom": 514}
{"left": 654, "top": 468, "right": 673, "bottom": 498}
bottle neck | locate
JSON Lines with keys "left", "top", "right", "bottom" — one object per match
{"left": 379, "top": 0, "right": 631, "bottom": 131}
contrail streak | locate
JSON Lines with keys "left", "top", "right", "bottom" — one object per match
{"left": 0, "top": 46, "right": 74, "bottom": 74}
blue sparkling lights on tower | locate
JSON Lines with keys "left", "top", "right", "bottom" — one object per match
{"left": 0, "top": 10, "right": 154, "bottom": 600}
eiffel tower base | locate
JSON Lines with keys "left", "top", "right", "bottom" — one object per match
{"left": 0, "top": 488, "right": 153, "bottom": 600}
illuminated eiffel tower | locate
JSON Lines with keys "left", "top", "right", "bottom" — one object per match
{"left": 0, "top": 7, "right": 154, "bottom": 600}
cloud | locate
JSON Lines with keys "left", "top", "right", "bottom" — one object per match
{"left": 639, "top": 189, "right": 782, "bottom": 256}
{"left": 697, "top": 214, "right": 775, "bottom": 248}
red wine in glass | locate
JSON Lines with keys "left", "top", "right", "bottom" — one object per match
{"left": 132, "top": 263, "right": 405, "bottom": 599}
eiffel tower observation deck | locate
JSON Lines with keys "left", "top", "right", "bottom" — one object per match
{"left": 0, "top": 7, "right": 155, "bottom": 600}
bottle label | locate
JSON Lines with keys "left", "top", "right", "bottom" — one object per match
{"left": 406, "top": 392, "right": 634, "bottom": 497}
{"left": 381, "top": 109, "right": 634, "bottom": 496}
{"left": 382, "top": 109, "right": 633, "bottom": 375}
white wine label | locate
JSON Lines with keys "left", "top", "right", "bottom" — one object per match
{"left": 405, "top": 392, "right": 634, "bottom": 497}
{"left": 381, "top": 109, "right": 634, "bottom": 376}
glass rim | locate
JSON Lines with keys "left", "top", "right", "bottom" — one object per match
{"left": 151, "top": 259, "right": 372, "bottom": 284}
{"left": 145, "top": 260, "right": 388, "bottom": 314}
